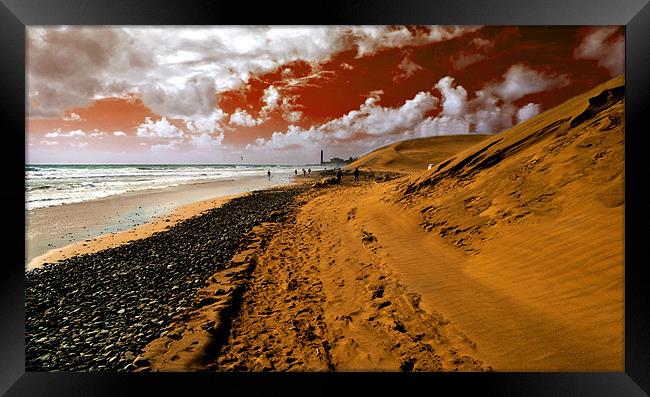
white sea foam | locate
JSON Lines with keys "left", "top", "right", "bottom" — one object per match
{"left": 26, "top": 164, "right": 315, "bottom": 210}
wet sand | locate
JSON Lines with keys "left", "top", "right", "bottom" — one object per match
{"left": 26, "top": 175, "right": 285, "bottom": 269}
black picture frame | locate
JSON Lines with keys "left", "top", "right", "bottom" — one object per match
{"left": 2, "top": 0, "right": 649, "bottom": 395}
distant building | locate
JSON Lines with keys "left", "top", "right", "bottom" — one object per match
{"left": 320, "top": 149, "right": 323, "bottom": 165}
{"left": 321, "top": 155, "right": 358, "bottom": 165}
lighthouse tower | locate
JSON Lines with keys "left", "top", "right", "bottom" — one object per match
{"left": 320, "top": 149, "right": 323, "bottom": 165}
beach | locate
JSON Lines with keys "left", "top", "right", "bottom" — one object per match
{"left": 26, "top": 168, "right": 299, "bottom": 269}
{"left": 25, "top": 76, "right": 624, "bottom": 372}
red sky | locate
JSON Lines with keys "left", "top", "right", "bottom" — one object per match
{"left": 26, "top": 26, "right": 624, "bottom": 164}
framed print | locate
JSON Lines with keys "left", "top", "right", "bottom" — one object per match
{"left": 1, "top": 0, "right": 649, "bottom": 395}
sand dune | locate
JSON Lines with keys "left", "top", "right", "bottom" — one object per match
{"left": 137, "top": 75, "right": 624, "bottom": 371}
{"left": 388, "top": 74, "right": 625, "bottom": 370}
{"left": 347, "top": 135, "right": 489, "bottom": 174}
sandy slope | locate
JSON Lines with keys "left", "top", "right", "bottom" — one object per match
{"left": 387, "top": 75, "right": 625, "bottom": 370}
{"left": 348, "top": 134, "right": 489, "bottom": 174}
{"left": 139, "top": 75, "right": 623, "bottom": 371}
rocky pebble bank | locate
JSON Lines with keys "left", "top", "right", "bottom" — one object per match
{"left": 25, "top": 185, "right": 307, "bottom": 371}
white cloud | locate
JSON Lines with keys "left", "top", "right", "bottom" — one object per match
{"left": 136, "top": 117, "right": 185, "bottom": 138}
{"left": 190, "top": 133, "right": 224, "bottom": 148}
{"left": 184, "top": 109, "right": 227, "bottom": 133}
{"left": 229, "top": 109, "right": 262, "bottom": 127}
{"left": 393, "top": 54, "right": 423, "bottom": 82}
{"left": 451, "top": 53, "right": 486, "bottom": 70}
{"left": 150, "top": 140, "right": 183, "bottom": 152}
{"left": 436, "top": 76, "right": 468, "bottom": 117}
{"left": 249, "top": 88, "right": 439, "bottom": 158}
{"left": 113, "top": 130, "right": 127, "bottom": 136}
{"left": 27, "top": 26, "right": 480, "bottom": 120}
{"left": 261, "top": 85, "right": 280, "bottom": 114}
{"left": 45, "top": 129, "right": 87, "bottom": 138}
{"left": 284, "top": 110, "right": 303, "bottom": 123}
{"left": 69, "top": 141, "right": 89, "bottom": 148}
{"left": 491, "top": 64, "right": 569, "bottom": 102}
{"left": 516, "top": 103, "right": 542, "bottom": 123}
{"left": 63, "top": 112, "right": 81, "bottom": 121}
{"left": 490, "top": 64, "right": 569, "bottom": 102}
{"left": 350, "top": 25, "right": 481, "bottom": 58}
{"left": 39, "top": 140, "right": 59, "bottom": 145}
{"left": 574, "top": 27, "right": 624, "bottom": 76}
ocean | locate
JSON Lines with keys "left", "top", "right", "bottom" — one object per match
{"left": 25, "top": 164, "right": 310, "bottom": 210}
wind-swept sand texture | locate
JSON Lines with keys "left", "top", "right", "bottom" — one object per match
{"left": 391, "top": 74, "right": 625, "bottom": 370}
{"left": 138, "top": 75, "right": 624, "bottom": 371}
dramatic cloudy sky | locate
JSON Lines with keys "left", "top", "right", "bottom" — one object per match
{"left": 26, "top": 25, "right": 624, "bottom": 164}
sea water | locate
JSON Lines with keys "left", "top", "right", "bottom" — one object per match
{"left": 25, "top": 164, "right": 311, "bottom": 210}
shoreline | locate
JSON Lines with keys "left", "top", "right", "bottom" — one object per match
{"left": 27, "top": 192, "right": 243, "bottom": 271}
{"left": 26, "top": 174, "right": 292, "bottom": 270}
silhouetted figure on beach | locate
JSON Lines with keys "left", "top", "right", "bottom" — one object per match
{"left": 336, "top": 168, "right": 342, "bottom": 184}
{"left": 267, "top": 170, "right": 271, "bottom": 181}
{"left": 302, "top": 168, "right": 306, "bottom": 177}
{"left": 295, "top": 169, "right": 298, "bottom": 175}
{"left": 353, "top": 167, "right": 360, "bottom": 182}
{"left": 308, "top": 168, "right": 311, "bottom": 174}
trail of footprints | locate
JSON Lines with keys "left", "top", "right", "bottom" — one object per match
{"left": 213, "top": 188, "right": 488, "bottom": 372}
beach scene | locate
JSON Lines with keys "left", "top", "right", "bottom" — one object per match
{"left": 25, "top": 26, "right": 624, "bottom": 372}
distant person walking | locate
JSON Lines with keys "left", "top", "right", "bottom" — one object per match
{"left": 302, "top": 168, "right": 306, "bottom": 177}
{"left": 267, "top": 170, "right": 271, "bottom": 181}
{"left": 295, "top": 169, "right": 298, "bottom": 175}
{"left": 308, "top": 168, "right": 311, "bottom": 174}
{"left": 353, "top": 167, "right": 360, "bottom": 182}
{"left": 336, "top": 168, "right": 342, "bottom": 184}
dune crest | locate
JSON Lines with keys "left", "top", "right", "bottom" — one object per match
{"left": 383, "top": 74, "right": 624, "bottom": 370}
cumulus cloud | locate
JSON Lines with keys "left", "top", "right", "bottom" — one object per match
{"left": 39, "top": 140, "right": 59, "bottom": 146}
{"left": 190, "top": 133, "right": 224, "bottom": 148}
{"left": 574, "top": 27, "right": 624, "bottom": 76}
{"left": 184, "top": 109, "right": 227, "bottom": 134}
{"left": 393, "top": 53, "right": 423, "bottom": 82}
{"left": 491, "top": 64, "right": 570, "bottom": 102}
{"left": 249, "top": 88, "right": 439, "bottom": 159}
{"left": 436, "top": 77, "right": 468, "bottom": 117}
{"left": 69, "top": 141, "right": 89, "bottom": 148}
{"left": 45, "top": 129, "right": 86, "bottom": 138}
{"left": 229, "top": 109, "right": 262, "bottom": 127}
{"left": 244, "top": 65, "right": 567, "bottom": 161}
{"left": 516, "top": 103, "right": 542, "bottom": 123}
{"left": 113, "top": 131, "right": 127, "bottom": 136}
{"left": 136, "top": 117, "right": 185, "bottom": 138}
{"left": 261, "top": 85, "right": 280, "bottom": 114}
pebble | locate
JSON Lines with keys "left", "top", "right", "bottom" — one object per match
{"left": 25, "top": 186, "right": 307, "bottom": 371}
